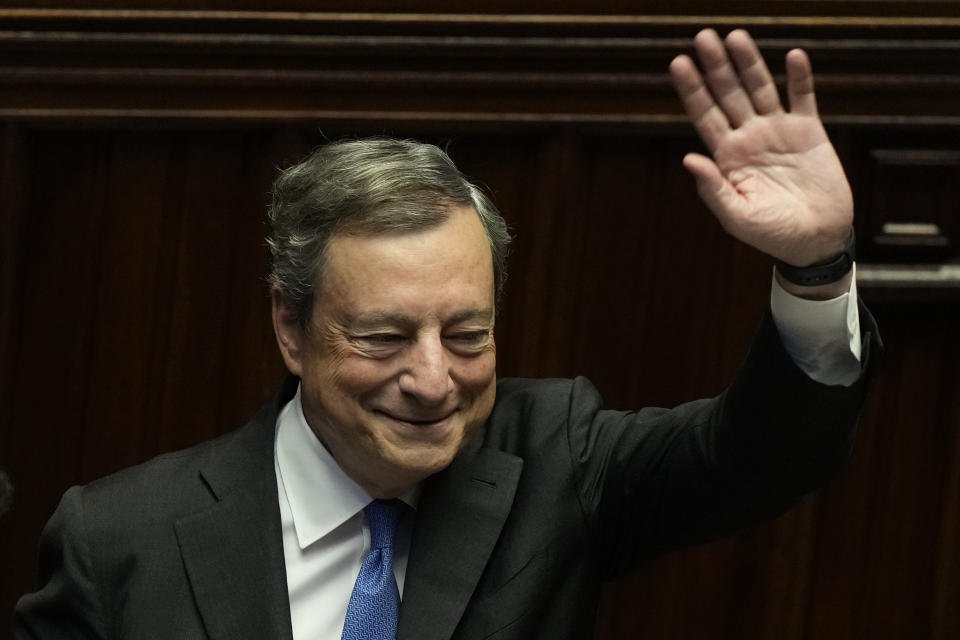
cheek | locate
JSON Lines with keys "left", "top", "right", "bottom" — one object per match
{"left": 330, "top": 359, "right": 400, "bottom": 400}
{"left": 453, "top": 351, "right": 497, "bottom": 396}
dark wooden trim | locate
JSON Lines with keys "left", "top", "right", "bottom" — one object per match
{"left": 3, "top": 5, "right": 960, "bottom": 20}
{"left": 4, "top": 110, "right": 960, "bottom": 129}
{"left": 0, "top": 9, "right": 960, "bottom": 124}
{"left": 1, "top": 10, "right": 958, "bottom": 123}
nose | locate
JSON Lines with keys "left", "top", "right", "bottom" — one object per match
{"left": 398, "top": 333, "right": 453, "bottom": 405}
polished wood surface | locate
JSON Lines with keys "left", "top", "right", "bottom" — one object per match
{"left": 1, "top": 5, "right": 958, "bottom": 639}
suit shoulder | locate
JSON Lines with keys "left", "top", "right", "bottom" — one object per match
{"left": 85, "top": 424, "right": 232, "bottom": 484}
{"left": 496, "top": 376, "right": 572, "bottom": 396}
{"left": 77, "top": 420, "right": 260, "bottom": 521}
{"left": 487, "top": 377, "right": 607, "bottom": 449}
{"left": 495, "top": 376, "right": 604, "bottom": 410}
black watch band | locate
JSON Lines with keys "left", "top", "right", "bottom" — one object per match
{"left": 775, "top": 229, "right": 856, "bottom": 287}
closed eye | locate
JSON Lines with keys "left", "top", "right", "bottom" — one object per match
{"left": 443, "top": 331, "right": 492, "bottom": 355}
{"left": 447, "top": 331, "right": 488, "bottom": 343}
{"left": 348, "top": 333, "right": 409, "bottom": 358}
{"left": 357, "top": 333, "right": 406, "bottom": 345}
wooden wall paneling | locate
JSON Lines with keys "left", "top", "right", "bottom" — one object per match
{"left": 211, "top": 129, "right": 300, "bottom": 431}
{"left": 846, "top": 129, "right": 960, "bottom": 302}
{"left": 436, "top": 130, "right": 590, "bottom": 379}
{"left": 0, "top": 126, "right": 291, "bottom": 621}
{"left": 864, "top": 148, "right": 960, "bottom": 260}
{"left": 150, "top": 131, "right": 272, "bottom": 453}
{"left": 567, "top": 131, "right": 771, "bottom": 408}
{"left": 570, "top": 133, "right": 702, "bottom": 404}
{"left": 500, "top": 130, "right": 588, "bottom": 379}
{"left": 0, "top": 121, "right": 26, "bottom": 633}
{"left": 736, "top": 502, "right": 819, "bottom": 639}
{"left": 14, "top": 130, "right": 114, "bottom": 485}
{"left": 0, "top": 129, "right": 112, "bottom": 622}
{"left": 597, "top": 519, "right": 752, "bottom": 638}
{"left": 594, "top": 498, "right": 820, "bottom": 639}
{"left": 1, "top": 10, "right": 959, "bottom": 127}
{"left": 73, "top": 131, "right": 179, "bottom": 480}
{"left": 0, "top": 123, "right": 23, "bottom": 442}
{"left": 804, "top": 302, "right": 960, "bottom": 639}
{"left": 578, "top": 130, "right": 808, "bottom": 639}
{"left": 796, "top": 126, "right": 960, "bottom": 639}
{"left": 931, "top": 368, "right": 960, "bottom": 638}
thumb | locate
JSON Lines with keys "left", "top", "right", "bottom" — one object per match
{"left": 682, "top": 153, "right": 743, "bottom": 231}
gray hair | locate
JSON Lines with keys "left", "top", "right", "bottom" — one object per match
{"left": 267, "top": 138, "right": 511, "bottom": 327}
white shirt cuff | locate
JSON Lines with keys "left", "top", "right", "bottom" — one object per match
{"left": 769, "top": 263, "right": 862, "bottom": 387}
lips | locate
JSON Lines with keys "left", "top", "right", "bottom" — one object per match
{"left": 375, "top": 410, "right": 456, "bottom": 427}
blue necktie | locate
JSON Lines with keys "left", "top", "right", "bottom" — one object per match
{"left": 342, "top": 500, "right": 406, "bottom": 640}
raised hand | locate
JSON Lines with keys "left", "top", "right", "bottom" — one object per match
{"left": 670, "top": 29, "right": 852, "bottom": 268}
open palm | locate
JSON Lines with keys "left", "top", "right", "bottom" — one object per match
{"left": 671, "top": 29, "right": 853, "bottom": 267}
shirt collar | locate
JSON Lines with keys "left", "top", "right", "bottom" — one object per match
{"left": 275, "top": 384, "right": 419, "bottom": 550}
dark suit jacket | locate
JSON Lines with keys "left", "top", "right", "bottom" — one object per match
{"left": 14, "top": 312, "right": 880, "bottom": 640}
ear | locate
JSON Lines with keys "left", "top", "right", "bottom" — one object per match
{"left": 271, "top": 286, "right": 307, "bottom": 377}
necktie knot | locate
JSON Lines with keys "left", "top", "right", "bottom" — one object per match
{"left": 364, "top": 499, "right": 406, "bottom": 550}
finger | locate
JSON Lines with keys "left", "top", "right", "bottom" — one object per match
{"left": 682, "top": 153, "right": 743, "bottom": 229}
{"left": 785, "top": 48, "right": 819, "bottom": 116}
{"left": 670, "top": 54, "right": 729, "bottom": 153}
{"left": 692, "top": 28, "right": 756, "bottom": 128}
{"left": 724, "top": 29, "right": 783, "bottom": 115}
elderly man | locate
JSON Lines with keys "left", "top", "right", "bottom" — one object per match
{"left": 15, "top": 29, "right": 878, "bottom": 640}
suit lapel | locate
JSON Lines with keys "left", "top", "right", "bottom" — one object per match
{"left": 175, "top": 379, "right": 297, "bottom": 640}
{"left": 397, "top": 435, "right": 523, "bottom": 640}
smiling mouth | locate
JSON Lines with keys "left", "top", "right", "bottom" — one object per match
{"left": 376, "top": 410, "right": 456, "bottom": 427}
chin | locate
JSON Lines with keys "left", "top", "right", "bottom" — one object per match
{"left": 390, "top": 446, "right": 459, "bottom": 479}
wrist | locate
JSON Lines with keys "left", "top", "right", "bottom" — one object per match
{"left": 775, "top": 267, "right": 854, "bottom": 301}
{"left": 775, "top": 228, "right": 855, "bottom": 288}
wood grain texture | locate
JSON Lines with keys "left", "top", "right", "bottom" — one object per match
{"left": 0, "top": 9, "right": 959, "bottom": 124}
{"left": 3, "top": 3, "right": 960, "bottom": 17}
{"left": 803, "top": 303, "right": 960, "bottom": 640}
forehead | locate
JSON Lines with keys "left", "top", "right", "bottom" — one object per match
{"left": 317, "top": 206, "right": 494, "bottom": 320}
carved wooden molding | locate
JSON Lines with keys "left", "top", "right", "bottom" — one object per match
{"left": 0, "top": 9, "right": 958, "bottom": 124}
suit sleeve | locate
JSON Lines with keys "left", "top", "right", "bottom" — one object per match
{"left": 567, "top": 304, "right": 881, "bottom": 578}
{"left": 13, "top": 486, "right": 108, "bottom": 639}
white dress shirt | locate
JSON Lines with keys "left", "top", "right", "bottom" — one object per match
{"left": 274, "top": 388, "right": 417, "bottom": 640}
{"left": 770, "top": 264, "right": 862, "bottom": 386}
{"left": 273, "top": 270, "right": 863, "bottom": 639}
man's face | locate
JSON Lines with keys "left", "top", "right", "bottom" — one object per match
{"left": 274, "top": 205, "right": 498, "bottom": 498}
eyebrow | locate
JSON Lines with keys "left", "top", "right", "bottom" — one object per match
{"left": 447, "top": 307, "right": 495, "bottom": 324}
{"left": 347, "top": 307, "right": 494, "bottom": 327}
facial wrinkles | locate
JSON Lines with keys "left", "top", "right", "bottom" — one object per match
{"left": 308, "top": 317, "right": 352, "bottom": 367}
{"left": 298, "top": 321, "right": 381, "bottom": 460}
{"left": 396, "top": 329, "right": 455, "bottom": 409}
{"left": 290, "top": 207, "right": 499, "bottom": 497}
{"left": 365, "top": 322, "right": 493, "bottom": 421}
{"left": 317, "top": 316, "right": 445, "bottom": 411}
